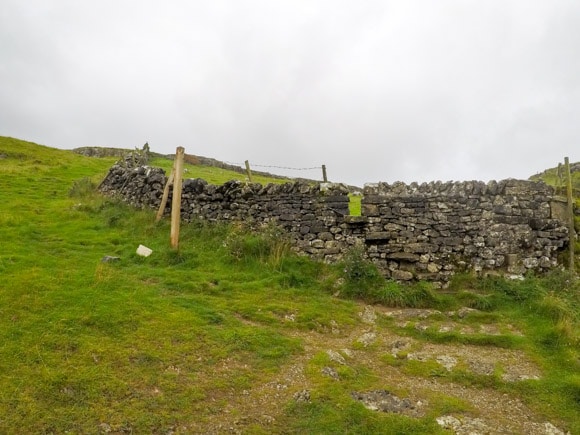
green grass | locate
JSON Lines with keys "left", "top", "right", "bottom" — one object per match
{"left": 0, "top": 137, "right": 359, "bottom": 432}
{"left": 529, "top": 161, "right": 580, "bottom": 197}
{"left": 283, "top": 352, "right": 446, "bottom": 434}
{"left": 149, "top": 156, "right": 291, "bottom": 186}
{"left": 0, "top": 136, "right": 579, "bottom": 433}
{"left": 530, "top": 162, "right": 580, "bottom": 270}
{"left": 285, "top": 400, "right": 445, "bottom": 434}
{"left": 349, "top": 194, "right": 362, "bottom": 216}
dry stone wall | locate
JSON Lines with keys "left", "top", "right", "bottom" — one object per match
{"left": 99, "top": 162, "right": 570, "bottom": 284}
{"left": 361, "top": 181, "right": 568, "bottom": 282}
{"left": 98, "top": 163, "right": 351, "bottom": 263}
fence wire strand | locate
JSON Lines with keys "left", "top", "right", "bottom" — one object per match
{"left": 224, "top": 161, "right": 320, "bottom": 171}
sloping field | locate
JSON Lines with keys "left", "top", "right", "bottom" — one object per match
{"left": 0, "top": 136, "right": 578, "bottom": 434}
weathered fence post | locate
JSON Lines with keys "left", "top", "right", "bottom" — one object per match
{"left": 155, "top": 164, "right": 175, "bottom": 222}
{"left": 322, "top": 164, "right": 328, "bottom": 182}
{"left": 564, "top": 157, "right": 576, "bottom": 272}
{"left": 244, "top": 160, "right": 253, "bottom": 182}
{"left": 170, "top": 147, "right": 185, "bottom": 250}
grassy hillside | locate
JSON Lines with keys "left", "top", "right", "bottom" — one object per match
{"left": 148, "top": 155, "right": 292, "bottom": 186}
{"left": 530, "top": 160, "right": 580, "bottom": 195}
{"left": 530, "top": 159, "right": 580, "bottom": 221}
{"left": 531, "top": 160, "right": 580, "bottom": 268}
{"left": 0, "top": 136, "right": 579, "bottom": 433}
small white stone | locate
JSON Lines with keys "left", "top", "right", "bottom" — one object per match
{"left": 136, "top": 244, "right": 153, "bottom": 257}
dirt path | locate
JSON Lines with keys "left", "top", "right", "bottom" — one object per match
{"left": 185, "top": 304, "right": 570, "bottom": 434}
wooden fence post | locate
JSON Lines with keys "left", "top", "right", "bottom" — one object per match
{"left": 170, "top": 147, "right": 185, "bottom": 250}
{"left": 155, "top": 164, "right": 175, "bottom": 222}
{"left": 322, "top": 164, "right": 328, "bottom": 182}
{"left": 244, "top": 160, "right": 253, "bottom": 182}
{"left": 564, "top": 157, "right": 576, "bottom": 272}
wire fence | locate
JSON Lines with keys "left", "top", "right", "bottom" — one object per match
{"left": 223, "top": 161, "right": 321, "bottom": 171}
{"left": 221, "top": 159, "right": 328, "bottom": 183}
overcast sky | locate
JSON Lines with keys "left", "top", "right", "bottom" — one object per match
{"left": 1, "top": 1, "right": 579, "bottom": 186}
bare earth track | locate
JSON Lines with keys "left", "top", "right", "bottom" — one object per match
{"left": 179, "top": 304, "right": 570, "bottom": 434}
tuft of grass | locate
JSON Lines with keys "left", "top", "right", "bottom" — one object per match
{"left": 342, "top": 246, "right": 383, "bottom": 284}
{"left": 68, "top": 176, "right": 98, "bottom": 197}
{"left": 534, "top": 293, "right": 575, "bottom": 323}
{"left": 423, "top": 392, "right": 474, "bottom": 418}
{"left": 475, "top": 275, "right": 546, "bottom": 302}
{"left": 225, "top": 222, "right": 291, "bottom": 269}
{"left": 447, "top": 272, "right": 478, "bottom": 293}
{"left": 341, "top": 274, "right": 443, "bottom": 309}
{"left": 456, "top": 291, "right": 497, "bottom": 311}
{"left": 374, "top": 281, "right": 407, "bottom": 306}
{"left": 340, "top": 246, "right": 387, "bottom": 300}
{"left": 402, "top": 282, "right": 440, "bottom": 308}
{"left": 337, "top": 248, "right": 445, "bottom": 309}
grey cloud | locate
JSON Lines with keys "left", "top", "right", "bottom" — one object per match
{"left": 1, "top": 0, "right": 579, "bottom": 186}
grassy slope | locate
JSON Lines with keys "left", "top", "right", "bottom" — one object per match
{"left": 0, "top": 137, "right": 364, "bottom": 433}
{"left": 531, "top": 161, "right": 580, "bottom": 268}
{"left": 529, "top": 161, "right": 580, "bottom": 195}
{"left": 149, "top": 156, "right": 291, "bottom": 186}
{"left": 0, "top": 137, "right": 578, "bottom": 433}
